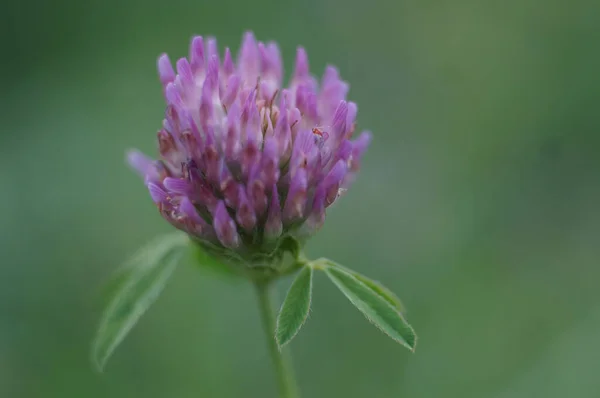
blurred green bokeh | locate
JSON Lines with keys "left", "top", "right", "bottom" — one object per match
{"left": 2, "top": 0, "right": 599, "bottom": 397}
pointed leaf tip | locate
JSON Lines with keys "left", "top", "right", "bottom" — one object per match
{"left": 324, "top": 266, "right": 416, "bottom": 351}
{"left": 276, "top": 266, "right": 313, "bottom": 348}
{"left": 335, "top": 265, "right": 406, "bottom": 314}
{"left": 91, "top": 232, "right": 189, "bottom": 371}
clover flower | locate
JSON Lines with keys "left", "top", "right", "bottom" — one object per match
{"left": 94, "top": 33, "right": 416, "bottom": 385}
{"left": 128, "top": 32, "right": 371, "bottom": 261}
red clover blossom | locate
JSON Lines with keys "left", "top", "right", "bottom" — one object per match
{"left": 128, "top": 32, "right": 371, "bottom": 263}
{"left": 93, "top": 33, "right": 415, "bottom": 389}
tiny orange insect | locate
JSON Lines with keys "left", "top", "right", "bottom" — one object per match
{"left": 312, "top": 126, "right": 330, "bottom": 140}
{"left": 312, "top": 126, "right": 330, "bottom": 147}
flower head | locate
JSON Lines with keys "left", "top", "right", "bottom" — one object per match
{"left": 128, "top": 32, "right": 371, "bottom": 265}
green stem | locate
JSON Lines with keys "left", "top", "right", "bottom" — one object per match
{"left": 255, "top": 281, "right": 300, "bottom": 398}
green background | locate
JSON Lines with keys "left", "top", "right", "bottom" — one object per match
{"left": 2, "top": 0, "right": 599, "bottom": 396}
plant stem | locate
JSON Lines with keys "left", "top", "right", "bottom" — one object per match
{"left": 255, "top": 281, "right": 300, "bottom": 398}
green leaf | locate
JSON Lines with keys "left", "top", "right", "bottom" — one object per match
{"left": 92, "top": 232, "right": 189, "bottom": 371}
{"left": 276, "top": 266, "right": 313, "bottom": 348}
{"left": 333, "top": 265, "right": 405, "bottom": 314}
{"left": 324, "top": 266, "right": 417, "bottom": 351}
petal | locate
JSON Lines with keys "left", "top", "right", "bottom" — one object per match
{"left": 127, "top": 150, "right": 155, "bottom": 178}
{"left": 267, "top": 42, "right": 283, "bottom": 81}
{"left": 176, "top": 57, "right": 194, "bottom": 87}
{"left": 265, "top": 185, "right": 283, "bottom": 239}
{"left": 336, "top": 139, "right": 353, "bottom": 164}
{"left": 222, "top": 74, "right": 240, "bottom": 110}
{"left": 147, "top": 183, "right": 169, "bottom": 204}
{"left": 157, "top": 54, "right": 175, "bottom": 88}
{"left": 179, "top": 196, "right": 203, "bottom": 223}
{"left": 331, "top": 100, "right": 348, "bottom": 140}
{"left": 346, "top": 101, "right": 357, "bottom": 138}
{"left": 179, "top": 197, "right": 215, "bottom": 241}
{"left": 248, "top": 178, "right": 268, "bottom": 217}
{"left": 238, "top": 31, "right": 259, "bottom": 83}
{"left": 303, "top": 185, "right": 326, "bottom": 234}
{"left": 223, "top": 102, "right": 241, "bottom": 160}
{"left": 213, "top": 201, "right": 240, "bottom": 248}
{"left": 283, "top": 168, "right": 308, "bottom": 222}
{"left": 352, "top": 131, "right": 372, "bottom": 158}
{"left": 348, "top": 131, "right": 372, "bottom": 173}
{"left": 190, "top": 36, "right": 205, "bottom": 75}
{"left": 293, "top": 47, "right": 309, "bottom": 80}
{"left": 165, "top": 82, "right": 184, "bottom": 109}
{"left": 241, "top": 138, "right": 260, "bottom": 179}
{"left": 236, "top": 187, "right": 257, "bottom": 232}
{"left": 163, "top": 177, "right": 191, "bottom": 195}
{"left": 207, "top": 37, "right": 220, "bottom": 67}
{"left": 320, "top": 66, "right": 349, "bottom": 118}
{"left": 274, "top": 91, "right": 292, "bottom": 157}
{"left": 223, "top": 47, "right": 234, "bottom": 77}
{"left": 322, "top": 159, "right": 347, "bottom": 206}
{"left": 260, "top": 136, "right": 280, "bottom": 187}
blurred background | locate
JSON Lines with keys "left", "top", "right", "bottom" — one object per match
{"left": 2, "top": 0, "right": 599, "bottom": 396}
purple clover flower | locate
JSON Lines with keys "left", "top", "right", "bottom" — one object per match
{"left": 128, "top": 32, "right": 371, "bottom": 264}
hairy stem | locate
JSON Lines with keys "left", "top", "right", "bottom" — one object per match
{"left": 255, "top": 281, "right": 300, "bottom": 398}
